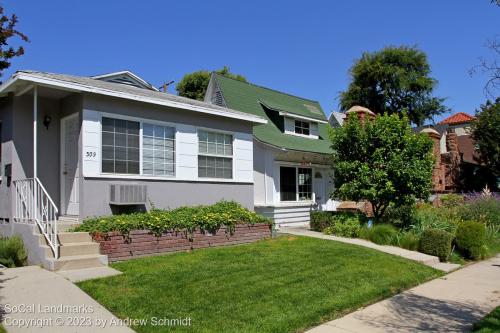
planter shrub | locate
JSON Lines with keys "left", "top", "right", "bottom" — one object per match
{"left": 419, "top": 229, "right": 453, "bottom": 262}
{"left": 324, "top": 216, "right": 361, "bottom": 238}
{"left": 456, "top": 221, "right": 487, "bottom": 260}
{"left": 0, "top": 236, "right": 28, "bottom": 267}
{"left": 74, "top": 201, "right": 271, "bottom": 236}
{"left": 310, "top": 211, "right": 332, "bottom": 231}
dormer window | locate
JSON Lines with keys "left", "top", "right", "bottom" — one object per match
{"left": 294, "top": 120, "right": 310, "bottom": 136}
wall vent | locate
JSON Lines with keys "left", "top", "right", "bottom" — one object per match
{"left": 109, "top": 184, "right": 147, "bottom": 205}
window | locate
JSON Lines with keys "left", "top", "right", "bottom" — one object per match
{"left": 198, "top": 130, "right": 233, "bottom": 179}
{"left": 280, "top": 166, "right": 313, "bottom": 201}
{"left": 142, "top": 124, "right": 175, "bottom": 176}
{"left": 294, "top": 120, "right": 310, "bottom": 135}
{"left": 298, "top": 168, "right": 312, "bottom": 200}
{"left": 102, "top": 117, "right": 140, "bottom": 174}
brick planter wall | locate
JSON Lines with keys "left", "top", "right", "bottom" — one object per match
{"left": 92, "top": 223, "right": 272, "bottom": 262}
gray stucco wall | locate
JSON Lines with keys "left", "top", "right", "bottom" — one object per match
{"left": 79, "top": 93, "right": 254, "bottom": 219}
{"left": 0, "top": 97, "right": 13, "bottom": 219}
{"left": 81, "top": 178, "right": 253, "bottom": 219}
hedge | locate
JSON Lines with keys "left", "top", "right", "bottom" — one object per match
{"left": 73, "top": 201, "right": 271, "bottom": 236}
{"left": 419, "top": 228, "right": 453, "bottom": 262}
{"left": 0, "top": 236, "right": 27, "bottom": 268}
{"left": 456, "top": 221, "right": 487, "bottom": 260}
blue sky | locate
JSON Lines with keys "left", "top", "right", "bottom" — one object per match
{"left": 3, "top": 1, "right": 499, "bottom": 121}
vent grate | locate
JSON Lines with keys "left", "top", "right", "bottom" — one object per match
{"left": 109, "top": 184, "right": 147, "bottom": 205}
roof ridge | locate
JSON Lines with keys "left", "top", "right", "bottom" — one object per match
{"left": 213, "top": 72, "right": 320, "bottom": 105}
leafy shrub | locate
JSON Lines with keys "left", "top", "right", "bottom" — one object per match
{"left": 381, "top": 204, "right": 416, "bottom": 229}
{"left": 0, "top": 236, "right": 28, "bottom": 267}
{"left": 74, "top": 201, "right": 271, "bottom": 236}
{"left": 419, "top": 229, "right": 453, "bottom": 262}
{"left": 460, "top": 196, "right": 500, "bottom": 228}
{"left": 324, "top": 216, "right": 361, "bottom": 238}
{"left": 359, "top": 224, "right": 398, "bottom": 245}
{"left": 456, "top": 222, "right": 487, "bottom": 260}
{"left": 410, "top": 204, "right": 459, "bottom": 235}
{"left": 439, "top": 193, "right": 464, "bottom": 208}
{"left": 310, "top": 211, "right": 332, "bottom": 232}
{"left": 394, "top": 232, "right": 420, "bottom": 251}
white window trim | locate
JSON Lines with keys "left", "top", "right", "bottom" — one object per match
{"left": 283, "top": 118, "right": 319, "bottom": 139}
{"left": 278, "top": 164, "right": 315, "bottom": 203}
{"left": 196, "top": 128, "right": 235, "bottom": 181}
{"left": 99, "top": 113, "right": 177, "bottom": 178}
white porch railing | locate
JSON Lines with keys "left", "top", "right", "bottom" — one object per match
{"left": 13, "top": 178, "right": 59, "bottom": 258}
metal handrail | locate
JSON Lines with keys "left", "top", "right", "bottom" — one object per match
{"left": 13, "top": 177, "right": 59, "bottom": 258}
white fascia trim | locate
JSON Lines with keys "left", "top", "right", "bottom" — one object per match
{"left": 92, "top": 70, "right": 160, "bottom": 91}
{"left": 279, "top": 111, "right": 328, "bottom": 124}
{"left": 3, "top": 74, "right": 267, "bottom": 124}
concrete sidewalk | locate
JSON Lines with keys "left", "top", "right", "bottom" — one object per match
{"left": 307, "top": 255, "right": 500, "bottom": 333}
{"left": 281, "top": 227, "right": 460, "bottom": 272}
{"left": 0, "top": 266, "right": 134, "bottom": 332}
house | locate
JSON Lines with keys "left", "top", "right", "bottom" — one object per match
{"left": 417, "top": 112, "right": 497, "bottom": 192}
{"left": 204, "top": 73, "right": 338, "bottom": 226}
{"left": 0, "top": 70, "right": 266, "bottom": 266}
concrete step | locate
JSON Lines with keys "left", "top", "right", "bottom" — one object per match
{"left": 58, "top": 232, "right": 92, "bottom": 244}
{"left": 51, "top": 254, "right": 108, "bottom": 271}
{"left": 59, "top": 242, "right": 100, "bottom": 257}
{"left": 57, "top": 222, "right": 81, "bottom": 232}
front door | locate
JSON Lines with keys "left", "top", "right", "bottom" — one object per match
{"left": 313, "top": 171, "right": 326, "bottom": 210}
{"left": 61, "top": 114, "right": 79, "bottom": 216}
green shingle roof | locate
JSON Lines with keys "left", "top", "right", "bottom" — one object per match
{"left": 213, "top": 74, "right": 332, "bottom": 154}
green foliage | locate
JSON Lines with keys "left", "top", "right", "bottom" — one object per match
{"left": 472, "top": 306, "right": 500, "bottom": 333}
{"left": 381, "top": 204, "right": 417, "bottom": 229}
{"left": 439, "top": 194, "right": 464, "bottom": 208}
{"left": 0, "top": 6, "right": 29, "bottom": 79}
{"left": 74, "top": 201, "right": 271, "bottom": 236}
{"left": 460, "top": 197, "right": 500, "bottom": 228}
{"left": 0, "top": 236, "right": 27, "bottom": 267}
{"left": 329, "top": 113, "right": 434, "bottom": 218}
{"left": 176, "top": 66, "right": 247, "bottom": 101}
{"left": 472, "top": 98, "right": 500, "bottom": 177}
{"left": 410, "top": 204, "right": 460, "bottom": 236}
{"left": 359, "top": 224, "right": 398, "bottom": 245}
{"left": 310, "top": 211, "right": 333, "bottom": 231}
{"left": 323, "top": 216, "right": 361, "bottom": 238}
{"left": 394, "top": 232, "right": 420, "bottom": 251}
{"left": 419, "top": 229, "right": 453, "bottom": 262}
{"left": 339, "top": 46, "right": 447, "bottom": 126}
{"left": 456, "top": 222, "right": 487, "bottom": 260}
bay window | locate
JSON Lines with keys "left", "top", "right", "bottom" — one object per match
{"left": 280, "top": 166, "right": 312, "bottom": 201}
{"left": 198, "top": 130, "right": 233, "bottom": 179}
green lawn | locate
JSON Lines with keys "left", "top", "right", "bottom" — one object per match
{"left": 78, "top": 236, "right": 440, "bottom": 333}
{"left": 472, "top": 307, "right": 500, "bottom": 333}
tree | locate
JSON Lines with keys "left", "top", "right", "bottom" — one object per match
{"left": 329, "top": 113, "right": 434, "bottom": 219}
{"left": 339, "top": 46, "right": 447, "bottom": 126}
{"left": 0, "top": 5, "right": 28, "bottom": 79}
{"left": 176, "top": 66, "right": 246, "bottom": 101}
{"left": 471, "top": 98, "right": 500, "bottom": 177}
{"left": 470, "top": 38, "right": 500, "bottom": 97}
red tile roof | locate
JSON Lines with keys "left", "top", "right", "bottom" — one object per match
{"left": 439, "top": 112, "right": 475, "bottom": 125}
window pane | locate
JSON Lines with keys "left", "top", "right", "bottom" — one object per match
{"left": 298, "top": 168, "right": 312, "bottom": 200}
{"left": 198, "top": 131, "right": 233, "bottom": 179}
{"left": 101, "top": 117, "right": 140, "bottom": 175}
{"left": 280, "top": 167, "right": 297, "bottom": 201}
{"left": 142, "top": 123, "right": 175, "bottom": 177}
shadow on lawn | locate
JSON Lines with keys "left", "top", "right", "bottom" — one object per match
{"left": 354, "top": 292, "right": 484, "bottom": 332}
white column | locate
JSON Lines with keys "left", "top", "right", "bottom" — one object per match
{"left": 33, "top": 86, "right": 38, "bottom": 179}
